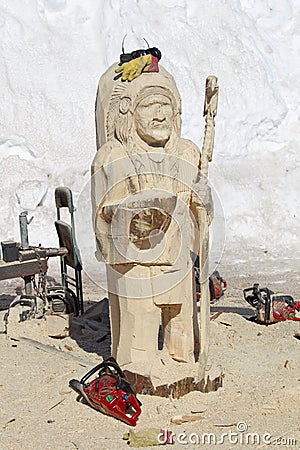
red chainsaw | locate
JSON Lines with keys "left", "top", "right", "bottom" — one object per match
{"left": 69, "top": 357, "right": 141, "bottom": 426}
{"left": 243, "top": 283, "right": 300, "bottom": 324}
{"left": 195, "top": 268, "right": 227, "bottom": 303}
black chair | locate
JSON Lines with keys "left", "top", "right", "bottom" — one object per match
{"left": 54, "top": 187, "right": 84, "bottom": 314}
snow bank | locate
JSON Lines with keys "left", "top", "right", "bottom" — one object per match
{"left": 0, "top": 0, "right": 299, "bottom": 266}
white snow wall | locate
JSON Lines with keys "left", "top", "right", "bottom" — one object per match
{"left": 0, "top": 0, "right": 299, "bottom": 261}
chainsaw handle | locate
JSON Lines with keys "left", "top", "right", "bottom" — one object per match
{"left": 243, "top": 285, "right": 273, "bottom": 302}
{"left": 81, "top": 358, "right": 125, "bottom": 385}
{"left": 80, "top": 363, "right": 106, "bottom": 385}
{"left": 243, "top": 286, "right": 256, "bottom": 300}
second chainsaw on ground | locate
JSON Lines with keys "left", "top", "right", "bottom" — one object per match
{"left": 243, "top": 283, "right": 300, "bottom": 324}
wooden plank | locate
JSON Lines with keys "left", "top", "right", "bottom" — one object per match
{"left": 0, "top": 258, "right": 48, "bottom": 281}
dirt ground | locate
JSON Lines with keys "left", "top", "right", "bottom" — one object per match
{"left": 0, "top": 251, "right": 299, "bottom": 450}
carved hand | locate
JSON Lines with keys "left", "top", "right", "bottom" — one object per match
{"left": 193, "top": 182, "right": 214, "bottom": 224}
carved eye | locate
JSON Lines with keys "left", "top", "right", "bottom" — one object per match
{"left": 119, "top": 97, "right": 131, "bottom": 114}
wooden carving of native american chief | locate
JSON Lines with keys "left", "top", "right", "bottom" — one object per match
{"left": 91, "top": 57, "right": 218, "bottom": 370}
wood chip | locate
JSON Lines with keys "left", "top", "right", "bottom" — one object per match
{"left": 64, "top": 344, "right": 74, "bottom": 352}
{"left": 214, "top": 422, "right": 237, "bottom": 427}
{"left": 2, "top": 418, "right": 16, "bottom": 429}
{"left": 284, "top": 360, "right": 290, "bottom": 369}
{"left": 191, "top": 407, "right": 207, "bottom": 414}
{"left": 261, "top": 404, "right": 276, "bottom": 410}
{"left": 219, "top": 321, "right": 232, "bottom": 327}
{"left": 46, "top": 398, "right": 66, "bottom": 412}
{"left": 171, "top": 414, "right": 204, "bottom": 425}
{"left": 210, "top": 311, "right": 223, "bottom": 321}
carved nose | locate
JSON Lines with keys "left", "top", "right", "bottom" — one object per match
{"left": 154, "top": 105, "right": 165, "bottom": 121}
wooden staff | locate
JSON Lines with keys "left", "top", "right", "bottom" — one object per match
{"left": 201, "top": 76, "right": 219, "bottom": 176}
{"left": 198, "top": 76, "right": 219, "bottom": 384}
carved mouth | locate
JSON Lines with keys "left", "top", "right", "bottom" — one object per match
{"left": 150, "top": 121, "right": 168, "bottom": 128}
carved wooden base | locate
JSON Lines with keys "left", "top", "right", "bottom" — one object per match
{"left": 124, "top": 369, "right": 223, "bottom": 399}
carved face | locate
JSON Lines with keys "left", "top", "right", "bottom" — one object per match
{"left": 134, "top": 94, "right": 174, "bottom": 146}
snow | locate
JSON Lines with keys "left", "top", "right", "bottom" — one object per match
{"left": 0, "top": 0, "right": 299, "bottom": 268}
